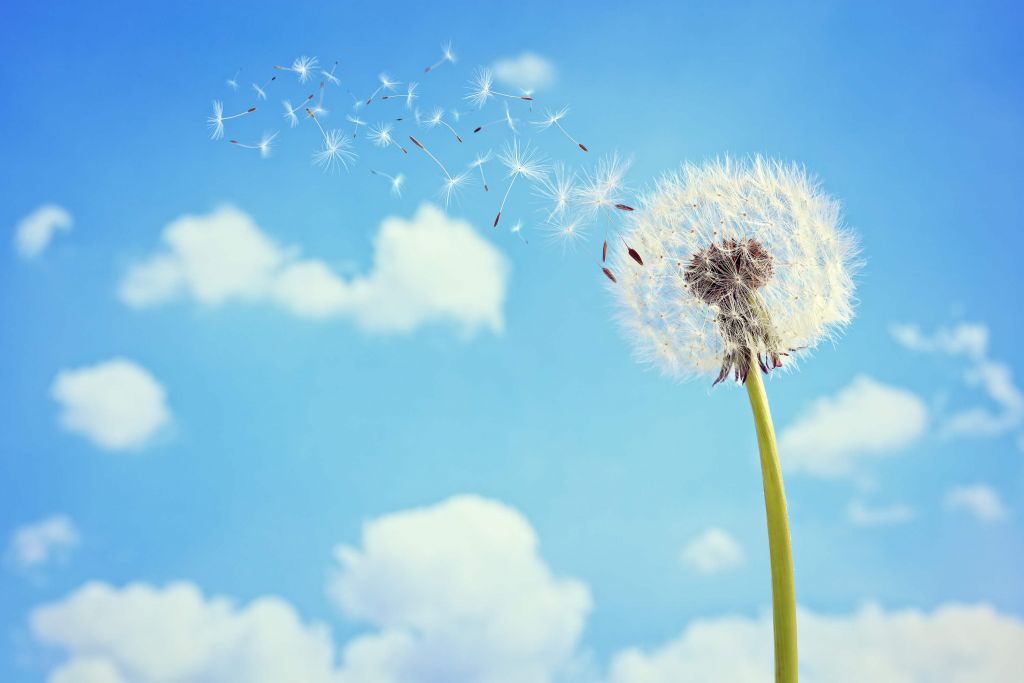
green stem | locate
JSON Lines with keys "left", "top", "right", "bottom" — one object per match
{"left": 745, "top": 360, "right": 798, "bottom": 683}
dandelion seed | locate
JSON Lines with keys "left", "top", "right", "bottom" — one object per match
{"left": 510, "top": 220, "right": 528, "bottom": 244}
{"left": 408, "top": 135, "right": 454, "bottom": 180}
{"left": 365, "top": 73, "right": 400, "bottom": 105}
{"left": 575, "top": 153, "right": 633, "bottom": 218}
{"left": 251, "top": 75, "right": 276, "bottom": 101}
{"left": 207, "top": 100, "right": 255, "bottom": 140}
{"left": 423, "top": 107, "right": 462, "bottom": 142}
{"left": 308, "top": 109, "right": 356, "bottom": 171}
{"left": 311, "top": 80, "right": 330, "bottom": 118}
{"left": 226, "top": 68, "right": 241, "bottom": 91}
{"left": 424, "top": 40, "right": 457, "bottom": 73}
{"left": 275, "top": 55, "right": 318, "bottom": 83}
{"left": 370, "top": 169, "right": 405, "bottom": 197}
{"left": 283, "top": 95, "right": 313, "bottom": 127}
{"left": 229, "top": 131, "right": 278, "bottom": 158}
{"left": 546, "top": 214, "right": 588, "bottom": 253}
{"left": 610, "top": 156, "right": 858, "bottom": 384}
{"left": 473, "top": 102, "right": 518, "bottom": 134}
{"left": 535, "top": 162, "right": 576, "bottom": 220}
{"left": 321, "top": 60, "right": 341, "bottom": 85}
{"left": 602, "top": 267, "right": 617, "bottom": 283}
{"left": 534, "top": 106, "right": 588, "bottom": 152}
{"left": 369, "top": 122, "right": 407, "bottom": 154}
{"left": 469, "top": 151, "right": 493, "bottom": 192}
{"left": 439, "top": 172, "right": 470, "bottom": 208}
{"left": 449, "top": 108, "right": 461, "bottom": 122}
{"left": 382, "top": 82, "right": 418, "bottom": 109}
{"left": 494, "top": 139, "right": 548, "bottom": 228}
{"left": 465, "top": 67, "right": 534, "bottom": 109}
{"left": 346, "top": 114, "right": 366, "bottom": 137}
{"left": 602, "top": 240, "right": 608, "bottom": 262}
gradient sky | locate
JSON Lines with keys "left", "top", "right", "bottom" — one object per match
{"left": 1, "top": 1, "right": 1023, "bottom": 681}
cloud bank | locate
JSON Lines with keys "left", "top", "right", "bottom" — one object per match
{"left": 14, "top": 204, "right": 73, "bottom": 258}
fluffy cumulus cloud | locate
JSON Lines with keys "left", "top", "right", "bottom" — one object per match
{"left": 119, "top": 204, "right": 509, "bottom": 335}
{"left": 846, "top": 499, "right": 916, "bottom": 527}
{"left": 492, "top": 52, "right": 557, "bottom": 92}
{"left": 679, "top": 528, "right": 745, "bottom": 575}
{"left": 14, "top": 204, "right": 73, "bottom": 258}
{"left": 51, "top": 358, "right": 171, "bottom": 451}
{"left": 31, "top": 495, "right": 591, "bottom": 683}
{"left": 6, "top": 515, "right": 80, "bottom": 572}
{"left": 778, "top": 375, "right": 928, "bottom": 477}
{"left": 30, "top": 582, "right": 340, "bottom": 683}
{"left": 328, "top": 494, "right": 592, "bottom": 683}
{"left": 607, "top": 603, "right": 1024, "bottom": 683}
{"left": 891, "top": 322, "right": 1024, "bottom": 440}
{"left": 945, "top": 484, "right": 1009, "bottom": 522}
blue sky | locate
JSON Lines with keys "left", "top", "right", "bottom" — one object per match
{"left": 1, "top": 1, "right": 1023, "bottom": 680}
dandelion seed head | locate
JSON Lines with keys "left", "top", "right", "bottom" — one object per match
{"left": 535, "top": 106, "right": 569, "bottom": 130}
{"left": 546, "top": 214, "right": 588, "bottom": 253}
{"left": 576, "top": 153, "right": 632, "bottom": 216}
{"left": 441, "top": 41, "right": 457, "bottom": 64}
{"left": 257, "top": 131, "right": 278, "bottom": 158}
{"left": 610, "top": 156, "right": 859, "bottom": 383}
{"left": 498, "top": 139, "right": 548, "bottom": 182}
{"left": 439, "top": 171, "right": 470, "bottom": 207}
{"left": 292, "top": 56, "right": 319, "bottom": 82}
{"left": 390, "top": 173, "right": 405, "bottom": 197}
{"left": 466, "top": 67, "right": 494, "bottom": 109}
{"left": 369, "top": 122, "right": 394, "bottom": 147}
{"left": 379, "top": 72, "right": 400, "bottom": 91}
{"left": 470, "top": 150, "right": 493, "bottom": 168}
{"left": 207, "top": 100, "right": 225, "bottom": 139}
{"left": 536, "top": 162, "right": 576, "bottom": 219}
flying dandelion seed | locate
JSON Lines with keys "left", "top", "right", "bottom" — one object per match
{"left": 282, "top": 95, "right": 313, "bottom": 127}
{"left": 207, "top": 101, "right": 256, "bottom": 140}
{"left": 382, "top": 82, "right": 418, "bottom": 109}
{"left": 465, "top": 67, "right": 534, "bottom": 109}
{"left": 575, "top": 153, "right": 634, "bottom": 218}
{"left": 469, "top": 150, "right": 493, "bottom": 192}
{"left": 423, "top": 107, "right": 463, "bottom": 142}
{"left": 346, "top": 114, "right": 366, "bottom": 137}
{"left": 365, "top": 73, "right": 400, "bottom": 105}
{"left": 226, "top": 68, "right": 241, "bottom": 91}
{"left": 274, "top": 55, "right": 318, "bottom": 83}
{"left": 439, "top": 172, "right": 470, "bottom": 208}
{"left": 473, "top": 102, "right": 518, "bottom": 134}
{"left": 534, "top": 106, "right": 588, "bottom": 152}
{"left": 408, "top": 135, "right": 455, "bottom": 180}
{"left": 510, "top": 220, "right": 529, "bottom": 244}
{"left": 535, "top": 162, "right": 577, "bottom": 220}
{"left": 370, "top": 169, "right": 405, "bottom": 197}
{"left": 229, "top": 131, "right": 279, "bottom": 159}
{"left": 321, "top": 60, "right": 341, "bottom": 85}
{"left": 369, "top": 122, "right": 408, "bottom": 154}
{"left": 494, "top": 139, "right": 548, "bottom": 228}
{"left": 310, "top": 80, "right": 331, "bottom": 118}
{"left": 546, "top": 214, "right": 588, "bottom": 253}
{"left": 251, "top": 75, "right": 276, "bottom": 101}
{"left": 307, "top": 109, "right": 356, "bottom": 171}
{"left": 424, "top": 40, "right": 457, "bottom": 73}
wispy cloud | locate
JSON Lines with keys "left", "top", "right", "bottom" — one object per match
{"left": 945, "top": 484, "right": 1009, "bottom": 522}
{"left": 779, "top": 375, "right": 928, "bottom": 478}
{"left": 13, "top": 204, "right": 72, "bottom": 259}
{"left": 120, "top": 204, "right": 509, "bottom": 335}
{"left": 846, "top": 499, "right": 916, "bottom": 526}
{"left": 51, "top": 358, "right": 171, "bottom": 451}
{"left": 679, "top": 528, "right": 745, "bottom": 574}
{"left": 492, "top": 52, "right": 556, "bottom": 92}
{"left": 6, "top": 515, "right": 80, "bottom": 573}
{"left": 891, "top": 322, "right": 1024, "bottom": 440}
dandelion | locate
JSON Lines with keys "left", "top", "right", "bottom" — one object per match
{"left": 424, "top": 40, "right": 456, "bottom": 73}
{"left": 369, "top": 122, "right": 407, "bottom": 154}
{"left": 365, "top": 73, "right": 400, "bottom": 105}
{"left": 228, "top": 131, "right": 278, "bottom": 158}
{"left": 370, "top": 169, "right": 405, "bottom": 197}
{"left": 494, "top": 139, "right": 548, "bottom": 228}
{"left": 423, "top": 107, "right": 463, "bottom": 142}
{"left": 465, "top": 67, "right": 534, "bottom": 109}
{"left": 275, "top": 55, "right": 318, "bottom": 83}
{"left": 321, "top": 60, "right": 341, "bottom": 85}
{"left": 207, "top": 100, "right": 256, "bottom": 140}
{"left": 535, "top": 162, "right": 576, "bottom": 220}
{"left": 283, "top": 95, "right": 313, "bottom": 127}
{"left": 534, "top": 106, "right": 588, "bottom": 152}
{"left": 610, "top": 156, "right": 858, "bottom": 683}
{"left": 382, "top": 82, "right": 418, "bottom": 109}
{"left": 472, "top": 102, "right": 518, "bottom": 134}
{"left": 252, "top": 75, "right": 276, "bottom": 101}
{"left": 226, "top": 68, "right": 241, "bottom": 91}
{"left": 469, "top": 151, "right": 493, "bottom": 192}
{"left": 308, "top": 109, "right": 356, "bottom": 171}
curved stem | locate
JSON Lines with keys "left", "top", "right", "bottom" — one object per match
{"left": 745, "top": 361, "right": 798, "bottom": 683}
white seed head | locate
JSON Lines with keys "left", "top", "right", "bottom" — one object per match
{"left": 575, "top": 153, "right": 632, "bottom": 217}
{"left": 534, "top": 106, "right": 569, "bottom": 130}
{"left": 369, "top": 122, "right": 394, "bottom": 147}
{"left": 465, "top": 67, "right": 494, "bottom": 109}
{"left": 282, "top": 101, "right": 299, "bottom": 127}
{"left": 207, "top": 100, "right": 225, "bottom": 140}
{"left": 610, "top": 156, "right": 858, "bottom": 383}
{"left": 292, "top": 56, "right": 318, "bottom": 82}
{"left": 439, "top": 171, "right": 470, "bottom": 207}
{"left": 498, "top": 139, "right": 548, "bottom": 182}
{"left": 535, "top": 162, "right": 576, "bottom": 220}
{"left": 314, "top": 129, "right": 357, "bottom": 172}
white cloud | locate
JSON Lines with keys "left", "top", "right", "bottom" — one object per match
{"left": 607, "top": 602, "right": 1024, "bottom": 683}
{"left": 119, "top": 204, "right": 509, "bottom": 335}
{"left": 945, "top": 484, "right": 1009, "bottom": 522}
{"left": 492, "top": 52, "right": 557, "bottom": 92}
{"left": 14, "top": 204, "right": 73, "bottom": 258}
{"left": 846, "top": 500, "right": 916, "bottom": 526}
{"left": 6, "top": 515, "right": 80, "bottom": 572}
{"left": 778, "top": 375, "right": 928, "bottom": 477}
{"left": 51, "top": 358, "right": 171, "bottom": 451}
{"left": 31, "top": 582, "right": 340, "bottom": 683}
{"left": 891, "top": 322, "right": 1024, "bottom": 440}
{"left": 679, "top": 528, "right": 744, "bottom": 575}
{"left": 328, "top": 494, "right": 592, "bottom": 683}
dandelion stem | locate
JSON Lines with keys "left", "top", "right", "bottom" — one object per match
{"left": 744, "top": 361, "right": 798, "bottom": 683}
